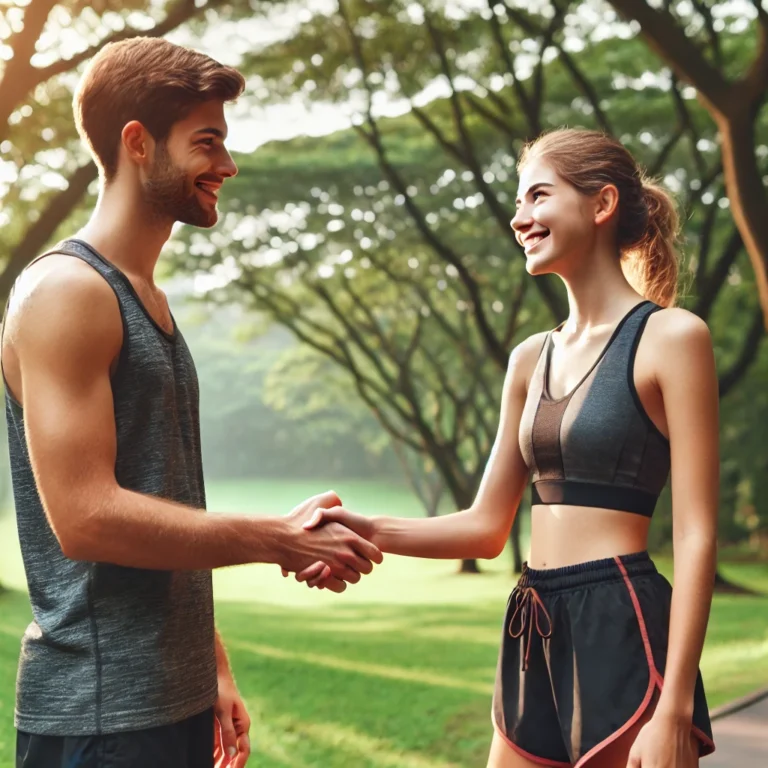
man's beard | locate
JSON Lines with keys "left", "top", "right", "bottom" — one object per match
{"left": 143, "top": 143, "right": 216, "bottom": 228}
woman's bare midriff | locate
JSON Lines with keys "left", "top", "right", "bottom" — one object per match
{"left": 528, "top": 504, "right": 652, "bottom": 569}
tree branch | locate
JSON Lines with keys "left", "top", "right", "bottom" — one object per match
{"left": 693, "top": 227, "right": 742, "bottom": 320}
{"left": 0, "top": 0, "right": 212, "bottom": 143}
{"left": 743, "top": 0, "right": 768, "bottom": 106}
{"left": 0, "top": 0, "right": 58, "bottom": 141}
{"left": 607, "top": 0, "right": 730, "bottom": 114}
{"left": 531, "top": 4, "right": 566, "bottom": 117}
{"left": 690, "top": 0, "right": 723, "bottom": 69}
{"left": 462, "top": 91, "right": 519, "bottom": 155}
{"left": 485, "top": 1, "right": 538, "bottom": 133}
{"left": 337, "top": 0, "right": 511, "bottom": 366}
{"left": 718, "top": 308, "right": 765, "bottom": 397}
{"left": 0, "top": 160, "right": 98, "bottom": 303}
{"left": 693, "top": 193, "right": 722, "bottom": 287}
{"left": 422, "top": 11, "right": 567, "bottom": 324}
{"left": 505, "top": 0, "right": 612, "bottom": 132}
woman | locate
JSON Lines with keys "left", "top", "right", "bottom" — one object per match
{"left": 296, "top": 128, "right": 719, "bottom": 767}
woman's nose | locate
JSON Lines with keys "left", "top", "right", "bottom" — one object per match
{"left": 511, "top": 207, "right": 529, "bottom": 233}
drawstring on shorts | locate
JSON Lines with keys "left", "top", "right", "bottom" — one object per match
{"left": 508, "top": 566, "right": 552, "bottom": 671}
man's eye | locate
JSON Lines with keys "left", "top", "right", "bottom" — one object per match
{"left": 199, "top": 139, "right": 214, "bottom": 147}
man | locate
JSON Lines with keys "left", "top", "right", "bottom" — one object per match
{"left": 2, "top": 37, "right": 380, "bottom": 768}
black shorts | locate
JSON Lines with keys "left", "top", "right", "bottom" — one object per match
{"left": 493, "top": 552, "right": 715, "bottom": 766}
{"left": 16, "top": 707, "right": 214, "bottom": 768}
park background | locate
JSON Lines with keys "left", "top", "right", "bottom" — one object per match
{"left": 1, "top": 0, "right": 768, "bottom": 765}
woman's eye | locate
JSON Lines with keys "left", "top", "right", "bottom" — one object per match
{"left": 533, "top": 191, "right": 545, "bottom": 201}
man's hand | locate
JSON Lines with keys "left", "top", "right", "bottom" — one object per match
{"left": 277, "top": 493, "right": 383, "bottom": 593}
{"left": 213, "top": 671, "right": 251, "bottom": 768}
{"left": 289, "top": 506, "right": 379, "bottom": 590}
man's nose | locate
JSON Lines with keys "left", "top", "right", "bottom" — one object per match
{"left": 218, "top": 152, "right": 238, "bottom": 179}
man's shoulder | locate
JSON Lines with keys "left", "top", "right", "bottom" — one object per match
{"left": 8, "top": 253, "right": 122, "bottom": 352}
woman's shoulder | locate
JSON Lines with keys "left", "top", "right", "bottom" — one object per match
{"left": 506, "top": 330, "right": 550, "bottom": 391}
{"left": 645, "top": 305, "right": 712, "bottom": 346}
{"left": 642, "top": 306, "right": 714, "bottom": 380}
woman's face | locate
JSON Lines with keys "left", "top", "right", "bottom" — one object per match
{"left": 511, "top": 156, "right": 597, "bottom": 276}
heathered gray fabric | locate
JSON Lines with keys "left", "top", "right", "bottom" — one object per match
{"left": 519, "top": 301, "right": 671, "bottom": 504}
{"left": 4, "top": 239, "right": 217, "bottom": 736}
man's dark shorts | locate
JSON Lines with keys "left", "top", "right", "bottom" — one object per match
{"left": 16, "top": 707, "right": 214, "bottom": 768}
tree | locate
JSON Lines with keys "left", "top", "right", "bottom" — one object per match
{"left": 4, "top": 0, "right": 765, "bottom": 577}
{"left": 174, "top": 300, "right": 399, "bottom": 480}
{"left": 170, "top": 0, "right": 765, "bottom": 573}
{"left": 263, "top": 345, "right": 447, "bottom": 513}
{"left": 606, "top": 0, "right": 768, "bottom": 329}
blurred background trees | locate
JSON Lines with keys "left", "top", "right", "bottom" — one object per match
{"left": 2, "top": 0, "right": 767, "bottom": 576}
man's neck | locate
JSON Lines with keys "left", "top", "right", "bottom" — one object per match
{"left": 76, "top": 187, "right": 173, "bottom": 284}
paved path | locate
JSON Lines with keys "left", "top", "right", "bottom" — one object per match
{"left": 706, "top": 692, "right": 768, "bottom": 766}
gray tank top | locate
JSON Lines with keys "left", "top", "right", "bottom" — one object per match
{"left": 518, "top": 300, "right": 671, "bottom": 517}
{"left": 3, "top": 238, "right": 217, "bottom": 736}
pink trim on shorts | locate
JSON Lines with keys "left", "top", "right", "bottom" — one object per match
{"left": 491, "top": 712, "right": 571, "bottom": 767}
{"left": 570, "top": 557, "right": 715, "bottom": 766}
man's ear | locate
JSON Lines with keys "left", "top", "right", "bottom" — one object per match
{"left": 120, "top": 120, "right": 154, "bottom": 170}
{"left": 594, "top": 184, "right": 620, "bottom": 226}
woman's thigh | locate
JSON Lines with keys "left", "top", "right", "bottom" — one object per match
{"left": 486, "top": 732, "right": 556, "bottom": 768}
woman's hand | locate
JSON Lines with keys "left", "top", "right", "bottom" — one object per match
{"left": 282, "top": 507, "right": 378, "bottom": 589}
{"left": 627, "top": 711, "right": 697, "bottom": 767}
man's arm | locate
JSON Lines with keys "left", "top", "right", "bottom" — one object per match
{"left": 13, "top": 259, "right": 381, "bottom": 578}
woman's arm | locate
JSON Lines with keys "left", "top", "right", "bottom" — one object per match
{"left": 302, "top": 334, "right": 543, "bottom": 564}
{"left": 652, "top": 309, "right": 719, "bottom": 718}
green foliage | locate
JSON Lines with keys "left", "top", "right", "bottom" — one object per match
{"left": 3, "top": 0, "right": 767, "bottom": 539}
{"left": 177, "top": 303, "right": 401, "bottom": 480}
{"left": 168, "top": 1, "right": 767, "bottom": 535}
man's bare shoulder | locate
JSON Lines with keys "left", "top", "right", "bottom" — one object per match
{"left": 7, "top": 255, "right": 122, "bottom": 361}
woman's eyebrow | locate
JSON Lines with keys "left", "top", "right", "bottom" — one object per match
{"left": 515, "top": 182, "right": 555, "bottom": 205}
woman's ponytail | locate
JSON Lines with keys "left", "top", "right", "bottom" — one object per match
{"left": 622, "top": 180, "right": 680, "bottom": 308}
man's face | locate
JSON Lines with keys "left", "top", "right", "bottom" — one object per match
{"left": 143, "top": 100, "right": 238, "bottom": 228}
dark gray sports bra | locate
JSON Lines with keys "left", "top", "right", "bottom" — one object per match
{"left": 518, "top": 300, "right": 670, "bottom": 517}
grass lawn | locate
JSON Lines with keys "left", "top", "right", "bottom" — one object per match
{"left": 0, "top": 479, "right": 767, "bottom": 767}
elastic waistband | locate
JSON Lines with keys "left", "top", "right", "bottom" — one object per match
{"left": 518, "top": 551, "right": 656, "bottom": 592}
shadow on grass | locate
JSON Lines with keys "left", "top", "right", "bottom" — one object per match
{"left": 1, "top": 576, "right": 767, "bottom": 767}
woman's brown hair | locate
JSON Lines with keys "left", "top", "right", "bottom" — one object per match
{"left": 518, "top": 128, "right": 680, "bottom": 307}
{"left": 74, "top": 37, "right": 245, "bottom": 182}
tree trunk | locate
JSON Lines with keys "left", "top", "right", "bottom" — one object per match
{"left": 717, "top": 111, "right": 768, "bottom": 331}
{"left": 0, "top": 162, "right": 98, "bottom": 305}
{"left": 510, "top": 514, "right": 523, "bottom": 574}
{"left": 713, "top": 569, "right": 758, "bottom": 595}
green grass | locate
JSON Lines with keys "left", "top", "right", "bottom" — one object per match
{"left": 0, "top": 479, "right": 767, "bottom": 767}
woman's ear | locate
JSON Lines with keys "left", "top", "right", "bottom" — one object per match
{"left": 594, "top": 184, "right": 619, "bottom": 226}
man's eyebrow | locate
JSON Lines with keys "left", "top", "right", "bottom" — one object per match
{"left": 193, "top": 127, "right": 226, "bottom": 139}
{"left": 515, "top": 182, "right": 555, "bottom": 204}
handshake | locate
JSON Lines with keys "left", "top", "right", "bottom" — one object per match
{"left": 278, "top": 491, "right": 382, "bottom": 593}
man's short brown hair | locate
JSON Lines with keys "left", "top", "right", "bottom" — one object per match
{"left": 74, "top": 37, "right": 245, "bottom": 181}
